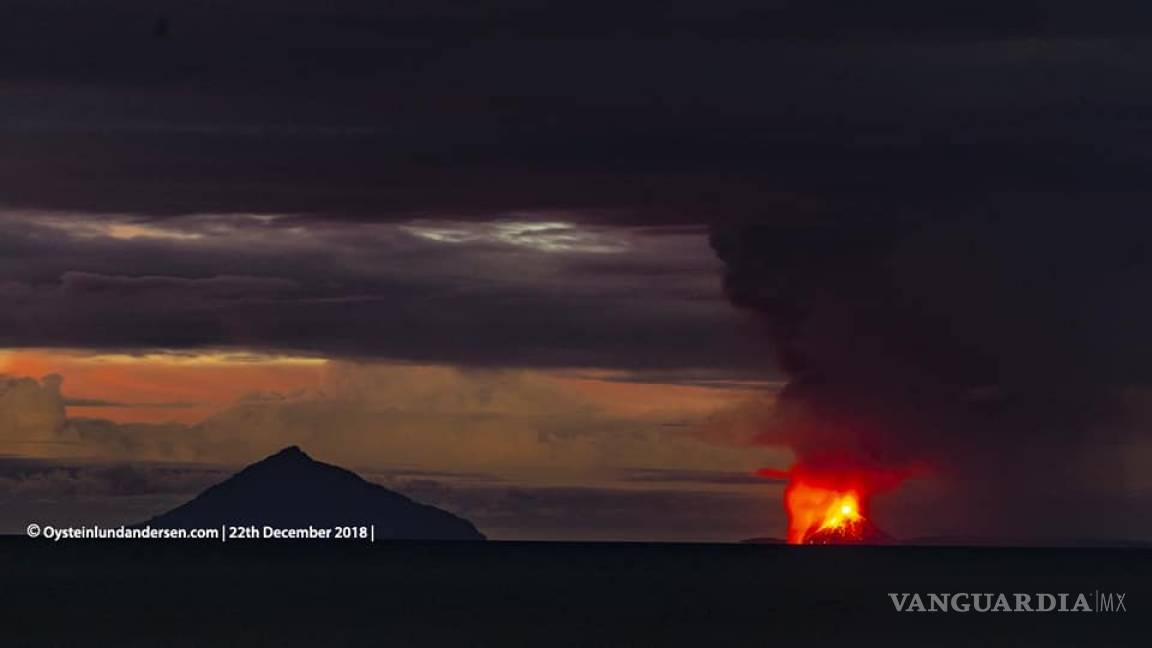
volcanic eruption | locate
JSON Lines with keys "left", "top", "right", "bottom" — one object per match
{"left": 757, "top": 459, "right": 905, "bottom": 544}
{"left": 711, "top": 213, "right": 1149, "bottom": 544}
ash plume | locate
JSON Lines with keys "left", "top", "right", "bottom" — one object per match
{"left": 711, "top": 207, "right": 1152, "bottom": 541}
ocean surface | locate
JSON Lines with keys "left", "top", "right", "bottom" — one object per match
{"left": 0, "top": 538, "right": 1146, "bottom": 646}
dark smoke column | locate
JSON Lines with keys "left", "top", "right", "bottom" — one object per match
{"left": 711, "top": 212, "right": 1148, "bottom": 543}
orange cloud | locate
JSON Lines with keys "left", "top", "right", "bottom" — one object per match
{"left": 0, "top": 352, "right": 782, "bottom": 482}
{"left": 0, "top": 350, "right": 328, "bottom": 424}
{"left": 554, "top": 371, "right": 768, "bottom": 418}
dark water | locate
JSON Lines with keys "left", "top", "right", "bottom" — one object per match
{"left": 0, "top": 538, "right": 1146, "bottom": 646}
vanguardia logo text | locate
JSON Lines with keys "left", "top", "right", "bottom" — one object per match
{"left": 888, "top": 592, "right": 1127, "bottom": 613}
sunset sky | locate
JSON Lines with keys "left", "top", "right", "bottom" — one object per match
{"left": 0, "top": 214, "right": 791, "bottom": 540}
{"left": 3, "top": 1, "right": 1152, "bottom": 543}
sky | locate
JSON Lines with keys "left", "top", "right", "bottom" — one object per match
{"left": 2, "top": 1, "right": 1152, "bottom": 542}
{"left": 0, "top": 218, "right": 788, "bottom": 541}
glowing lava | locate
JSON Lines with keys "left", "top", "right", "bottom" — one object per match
{"left": 784, "top": 482, "right": 869, "bottom": 544}
{"left": 758, "top": 462, "right": 906, "bottom": 544}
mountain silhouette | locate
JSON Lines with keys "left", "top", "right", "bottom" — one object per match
{"left": 142, "top": 446, "right": 485, "bottom": 540}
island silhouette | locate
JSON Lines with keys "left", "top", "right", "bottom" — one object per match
{"left": 142, "top": 446, "right": 485, "bottom": 541}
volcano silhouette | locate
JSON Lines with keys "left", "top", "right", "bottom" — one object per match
{"left": 804, "top": 517, "right": 891, "bottom": 545}
{"left": 143, "top": 446, "right": 485, "bottom": 540}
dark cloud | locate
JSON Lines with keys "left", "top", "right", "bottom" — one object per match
{"left": 711, "top": 209, "right": 1152, "bottom": 540}
{"left": 2, "top": 0, "right": 1136, "bottom": 49}
{"left": 3, "top": 3, "right": 1152, "bottom": 222}
{"left": 614, "top": 467, "right": 779, "bottom": 486}
{"left": 3, "top": 0, "right": 1152, "bottom": 542}
{"left": 0, "top": 457, "right": 228, "bottom": 498}
{"left": 0, "top": 215, "right": 768, "bottom": 372}
{"left": 62, "top": 398, "right": 201, "bottom": 409}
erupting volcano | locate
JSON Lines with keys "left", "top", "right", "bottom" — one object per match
{"left": 758, "top": 461, "right": 906, "bottom": 545}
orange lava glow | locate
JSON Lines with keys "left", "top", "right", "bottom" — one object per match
{"left": 781, "top": 480, "right": 867, "bottom": 544}
{"left": 758, "top": 460, "right": 908, "bottom": 544}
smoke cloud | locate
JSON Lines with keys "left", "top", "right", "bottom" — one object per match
{"left": 711, "top": 207, "right": 1152, "bottom": 541}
